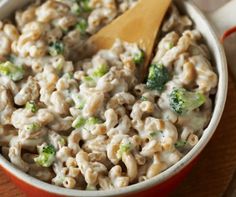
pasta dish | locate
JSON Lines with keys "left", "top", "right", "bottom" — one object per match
{"left": 0, "top": 0, "right": 218, "bottom": 190}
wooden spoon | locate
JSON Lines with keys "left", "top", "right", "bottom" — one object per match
{"left": 88, "top": 0, "right": 171, "bottom": 74}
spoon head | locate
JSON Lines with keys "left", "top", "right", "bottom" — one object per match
{"left": 88, "top": 0, "right": 171, "bottom": 78}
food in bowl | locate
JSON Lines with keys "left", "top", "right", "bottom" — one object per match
{"left": 0, "top": 0, "right": 218, "bottom": 191}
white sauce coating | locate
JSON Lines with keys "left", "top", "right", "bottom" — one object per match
{"left": 0, "top": 0, "right": 217, "bottom": 190}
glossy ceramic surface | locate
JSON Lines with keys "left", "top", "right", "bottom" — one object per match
{"left": 0, "top": 0, "right": 229, "bottom": 196}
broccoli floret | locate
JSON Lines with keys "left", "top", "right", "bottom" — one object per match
{"left": 149, "top": 132, "right": 157, "bottom": 138}
{"left": 72, "top": 0, "right": 92, "bottom": 15}
{"left": 117, "top": 142, "right": 132, "bottom": 159}
{"left": 92, "top": 64, "right": 109, "bottom": 78}
{"left": 168, "top": 42, "right": 174, "bottom": 49}
{"left": 175, "top": 140, "right": 187, "bottom": 148}
{"left": 55, "top": 62, "right": 63, "bottom": 73}
{"left": 63, "top": 72, "right": 73, "bottom": 80}
{"left": 72, "top": 117, "right": 86, "bottom": 129}
{"left": 169, "top": 88, "right": 206, "bottom": 115}
{"left": 86, "top": 117, "right": 102, "bottom": 125}
{"left": 71, "top": 94, "right": 86, "bottom": 110}
{"left": 24, "top": 123, "right": 41, "bottom": 132}
{"left": 25, "top": 101, "right": 37, "bottom": 113}
{"left": 79, "top": 0, "right": 92, "bottom": 12}
{"left": 48, "top": 41, "right": 64, "bottom": 56}
{"left": 0, "top": 61, "right": 24, "bottom": 81}
{"left": 133, "top": 50, "right": 145, "bottom": 65}
{"left": 149, "top": 131, "right": 162, "bottom": 139}
{"left": 76, "top": 19, "right": 88, "bottom": 35}
{"left": 82, "top": 64, "right": 108, "bottom": 87}
{"left": 82, "top": 76, "right": 96, "bottom": 87}
{"left": 83, "top": 117, "right": 102, "bottom": 131}
{"left": 58, "top": 137, "right": 66, "bottom": 147}
{"left": 72, "top": 116, "right": 102, "bottom": 130}
{"left": 77, "top": 100, "right": 86, "bottom": 110}
{"left": 146, "top": 63, "right": 170, "bottom": 91}
{"left": 34, "top": 145, "right": 56, "bottom": 167}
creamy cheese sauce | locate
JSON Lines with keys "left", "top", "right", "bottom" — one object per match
{"left": 0, "top": 0, "right": 217, "bottom": 190}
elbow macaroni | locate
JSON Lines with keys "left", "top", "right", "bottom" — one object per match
{"left": 0, "top": 0, "right": 218, "bottom": 191}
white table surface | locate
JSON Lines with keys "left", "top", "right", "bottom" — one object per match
{"left": 193, "top": 0, "right": 236, "bottom": 79}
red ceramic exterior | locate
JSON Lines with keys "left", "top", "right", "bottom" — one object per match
{"left": 0, "top": 156, "right": 198, "bottom": 197}
{"left": 0, "top": 165, "right": 62, "bottom": 197}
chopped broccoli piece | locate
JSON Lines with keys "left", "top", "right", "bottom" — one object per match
{"left": 79, "top": 0, "right": 92, "bottom": 12}
{"left": 76, "top": 97, "right": 86, "bottom": 110}
{"left": 0, "top": 61, "right": 24, "bottom": 81}
{"left": 133, "top": 50, "right": 145, "bottom": 65}
{"left": 48, "top": 41, "right": 64, "bottom": 56}
{"left": 56, "top": 62, "right": 63, "bottom": 73}
{"left": 83, "top": 76, "right": 96, "bottom": 87}
{"left": 146, "top": 63, "right": 170, "bottom": 91}
{"left": 72, "top": 116, "right": 102, "bottom": 130}
{"left": 24, "top": 123, "right": 41, "bottom": 132}
{"left": 92, "top": 64, "right": 108, "bottom": 78}
{"left": 149, "top": 131, "right": 161, "bottom": 139}
{"left": 150, "top": 132, "right": 157, "bottom": 137}
{"left": 174, "top": 140, "right": 187, "bottom": 148}
{"left": 169, "top": 88, "right": 206, "bottom": 115}
{"left": 86, "top": 117, "right": 102, "bottom": 125}
{"left": 72, "top": 117, "right": 86, "bottom": 128}
{"left": 63, "top": 72, "right": 73, "bottom": 79}
{"left": 77, "top": 100, "right": 86, "bottom": 110}
{"left": 168, "top": 42, "right": 174, "bottom": 49}
{"left": 82, "top": 117, "right": 102, "bottom": 132}
{"left": 117, "top": 142, "right": 132, "bottom": 159}
{"left": 76, "top": 19, "right": 88, "bottom": 35}
{"left": 25, "top": 101, "right": 37, "bottom": 113}
{"left": 72, "top": 0, "right": 92, "bottom": 15}
{"left": 58, "top": 137, "right": 66, "bottom": 147}
{"left": 83, "top": 76, "right": 93, "bottom": 81}
{"left": 34, "top": 145, "right": 56, "bottom": 167}
{"left": 72, "top": 94, "right": 86, "bottom": 110}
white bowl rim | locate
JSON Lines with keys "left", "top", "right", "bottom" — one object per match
{"left": 0, "top": 0, "right": 228, "bottom": 196}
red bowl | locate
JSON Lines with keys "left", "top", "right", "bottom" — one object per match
{"left": 0, "top": 0, "right": 228, "bottom": 196}
{"left": 1, "top": 156, "right": 199, "bottom": 197}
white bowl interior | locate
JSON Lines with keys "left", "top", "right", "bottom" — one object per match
{"left": 0, "top": 0, "right": 228, "bottom": 196}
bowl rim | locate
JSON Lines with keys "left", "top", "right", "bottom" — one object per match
{"left": 0, "top": 0, "right": 228, "bottom": 196}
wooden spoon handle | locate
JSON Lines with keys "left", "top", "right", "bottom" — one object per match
{"left": 88, "top": 0, "right": 171, "bottom": 77}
